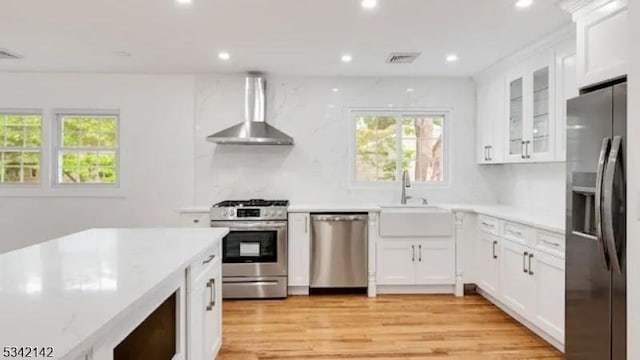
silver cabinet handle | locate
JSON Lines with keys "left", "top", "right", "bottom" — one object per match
{"left": 508, "top": 229, "right": 523, "bottom": 237}
{"left": 528, "top": 254, "right": 534, "bottom": 275}
{"left": 485, "top": 146, "right": 489, "bottom": 161}
{"left": 488, "top": 145, "right": 492, "bottom": 161}
{"left": 523, "top": 252, "right": 528, "bottom": 273}
{"left": 418, "top": 244, "right": 422, "bottom": 262}
{"left": 492, "top": 241, "right": 498, "bottom": 259}
{"left": 202, "top": 254, "right": 215, "bottom": 264}
{"left": 193, "top": 219, "right": 200, "bottom": 224}
{"left": 521, "top": 141, "right": 526, "bottom": 159}
{"left": 595, "top": 138, "right": 611, "bottom": 270}
{"left": 603, "top": 135, "right": 623, "bottom": 274}
{"left": 525, "top": 140, "right": 531, "bottom": 159}
{"left": 481, "top": 221, "right": 495, "bottom": 228}
{"left": 206, "top": 279, "right": 214, "bottom": 311}
{"left": 211, "top": 278, "right": 216, "bottom": 307}
{"left": 411, "top": 245, "right": 415, "bottom": 262}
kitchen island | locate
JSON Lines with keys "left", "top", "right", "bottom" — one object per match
{"left": 0, "top": 228, "right": 228, "bottom": 360}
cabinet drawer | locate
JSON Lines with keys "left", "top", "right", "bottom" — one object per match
{"left": 536, "top": 230, "right": 565, "bottom": 256}
{"left": 190, "top": 245, "right": 220, "bottom": 283}
{"left": 478, "top": 215, "right": 499, "bottom": 236}
{"left": 180, "top": 212, "right": 210, "bottom": 227}
{"left": 502, "top": 221, "right": 532, "bottom": 245}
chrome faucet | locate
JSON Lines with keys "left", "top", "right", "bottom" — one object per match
{"left": 401, "top": 170, "right": 411, "bottom": 205}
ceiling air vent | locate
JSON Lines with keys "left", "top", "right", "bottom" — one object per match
{"left": 386, "top": 52, "right": 421, "bottom": 64}
{"left": 0, "top": 49, "right": 22, "bottom": 59}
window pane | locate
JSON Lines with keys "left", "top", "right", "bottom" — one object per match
{"left": 0, "top": 151, "right": 40, "bottom": 184}
{"left": 59, "top": 151, "right": 118, "bottom": 184}
{"left": 355, "top": 116, "right": 397, "bottom": 182}
{"left": 0, "top": 114, "right": 42, "bottom": 148}
{"left": 62, "top": 116, "right": 118, "bottom": 148}
{"left": 401, "top": 116, "right": 444, "bottom": 182}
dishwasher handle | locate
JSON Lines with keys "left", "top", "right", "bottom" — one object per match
{"left": 311, "top": 214, "right": 368, "bottom": 222}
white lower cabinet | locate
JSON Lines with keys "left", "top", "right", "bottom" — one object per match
{"left": 500, "top": 240, "right": 536, "bottom": 318}
{"left": 287, "top": 213, "right": 310, "bottom": 288}
{"left": 377, "top": 241, "right": 417, "bottom": 285}
{"left": 476, "top": 231, "right": 500, "bottom": 297}
{"left": 475, "top": 219, "right": 565, "bottom": 348}
{"left": 377, "top": 239, "right": 454, "bottom": 286}
{"left": 531, "top": 250, "right": 565, "bottom": 342}
{"left": 188, "top": 248, "right": 222, "bottom": 360}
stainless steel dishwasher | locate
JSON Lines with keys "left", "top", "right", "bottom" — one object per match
{"left": 310, "top": 213, "right": 368, "bottom": 288}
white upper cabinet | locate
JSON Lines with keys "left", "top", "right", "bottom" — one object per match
{"left": 504, "top": 51, "right": 557, "bottom": 163}
{"left": 565, "top": 0, "right": 629, "bottom": 88}
{"left": 476, "top": 76, "right": 505, "bottom": 164}
{"left": 475, "top": 29, "right": 575, "bottom": 164}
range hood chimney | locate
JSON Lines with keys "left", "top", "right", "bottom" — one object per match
{"left": 206, "top": 72, "right": 294, "bottom": 145}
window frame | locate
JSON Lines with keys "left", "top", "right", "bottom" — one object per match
{"left": 52, "top": 109, "right": 121, "bottom": 189}
{"left": 0, "top": 109, "right": 44, "bottom": 188}
{"left": 348, "top": 108, "right": 451, "bottom": 188}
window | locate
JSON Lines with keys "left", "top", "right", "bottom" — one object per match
{"left": 55, "top": 113, "right": 119, "bottom": 185}
{"left": 0, "top": 112, "right": 42, "bottom": 184}
{"left": 353, "top": 111, "right": 446, "bottom": 184}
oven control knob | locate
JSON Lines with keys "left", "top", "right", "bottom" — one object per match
{"left": 266, "top": 210, "right": 273, "bottom": 217}
{"left": 277, "top": 210, "right": 284, "bottom": 217}
{"left": 221, "top": 209, "right": 228, "bottom": 217}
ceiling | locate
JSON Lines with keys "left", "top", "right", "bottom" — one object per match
{"left": 0, "top": 0, "right": 571, "bottom": 76}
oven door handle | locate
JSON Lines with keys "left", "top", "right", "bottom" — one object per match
{"left": 211, "top": 221, "right": 287, "bottom": 229}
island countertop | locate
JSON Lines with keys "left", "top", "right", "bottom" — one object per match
{"left": 0, "top": 227, "right": 228, "bottom": 359}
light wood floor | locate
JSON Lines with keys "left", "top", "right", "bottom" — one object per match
{"left": 218, "top": 294, "right": 564, "bottom": 360}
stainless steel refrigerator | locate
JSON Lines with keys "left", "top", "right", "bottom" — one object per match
{"left": 566, "top": 82, "right": 626, "bottom": 359}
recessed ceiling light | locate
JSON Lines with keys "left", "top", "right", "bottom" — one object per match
{"left": 341, "top": 54, "right": 353, "bottom": 63}
{"left": 406, "top": 88, "right": 414, "bottom": 93}
{"left": 361, "top": 0, "right": 377, "bottom": 9}
{"left": 515, "top": 0, "right": 533, "bottom": 8}
{"left": 218, "top": 52, "right": 230, "bottom": 61}
{"left": 446, "top": 54, "right": 459, "bottom": 63}
{"left": 176, "top": 0, "right": 192, "bottom": 4}
{"left": 332, "top": 88, "right": 340, "bottom": 92}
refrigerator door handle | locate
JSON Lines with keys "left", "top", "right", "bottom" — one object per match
{"left": 603, "top": 135, "right": 623, "bottom": 274}
{"left": 595, "top": 137, "right": 611, "bottom": 270}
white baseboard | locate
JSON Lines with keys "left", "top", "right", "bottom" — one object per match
{"left": 287, "top": 286, "right": 309, "bottom": 295}
{"left": 376, "top": 285, "right": 455, "bottom": 294}
{"left": 477, "top": 288, "right": 565, "bottom": 353}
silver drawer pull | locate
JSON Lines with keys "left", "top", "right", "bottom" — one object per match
{"left": 541, "top": 239, "right": 561, "bottom": 247}
{"left": 508, "top": 229, "right": 523, "bottom": 236}
{"left": 202, "top": 254, "right": 216, "bottom": 264}
{"left": 481, "top": 222, "right": 495, "bottom": 228}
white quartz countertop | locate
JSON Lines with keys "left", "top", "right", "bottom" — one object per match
{"left": 287, "top": 203, "right": 381, "bottom": 212}
{"left": 0, "top": 228, "right": 228, "bottom": 359}
{"left": 438, "top": 204, "right": 565, "bottom": 234}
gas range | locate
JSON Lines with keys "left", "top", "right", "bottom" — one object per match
{"left": 209, "top": 199, "right": 290, "bottom": 299}
{"left": 210, "top": 199, "right": 289, "bottom": 221}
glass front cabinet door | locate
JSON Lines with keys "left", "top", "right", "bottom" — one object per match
{"left": 505, "top": 52, "right": 556, "bottom": 162}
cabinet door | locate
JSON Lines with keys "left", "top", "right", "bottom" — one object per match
{"left": 476, "top": 81, "right": 493, "bottom": 164}
{"left": 506, "top": 72, "right": 525, "bottom": 162}
{"left": 526, "top": 51, "right": 556, "bottom": 162}
{"left": 287, "top": 213, "right": 310, "bottom": 287}
{"left": 203, "top": 257, "right": 222, "bottom": 360}
{"left": 500, "top": 240, "right": 535, "bottom": 319}
{"left": 189, "top": 257, "right": 219, "bottom": 360}
{"left": 415, "top": 240, "right": 455, "bottom": 285}
{"left": 531, "top": 250, "right": 565, "bottom": 343}
{"left": 576, "top": 1, "right": 629, "bottom": 88}
{"left": 476, "top": 232, "right": 500, "bottom": 297}
{"left": 377, "top": 241, "right": 416, "bottom": 285}
{"left": 555, "top": 43, "right": 578, "bottom": 162}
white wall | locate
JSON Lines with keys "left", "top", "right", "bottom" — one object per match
{"left": 194, "top": 74, "right": 499, "bottom": 205}
{"left": 0, "top": 73, "right": 195, "bottom": 253}
{"left": 493, "top": 162, "right": 566, "bottom": 216}
{"left": 628, "top": 1, "right": 639, "bottom": 358}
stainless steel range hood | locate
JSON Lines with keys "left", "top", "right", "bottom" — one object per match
{"left": 206, "top": 72, "right": 294, "bottom": 145}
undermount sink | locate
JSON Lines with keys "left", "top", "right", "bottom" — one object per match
{"left": 379, "top": 205, "right": 453, "bottom": 237}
